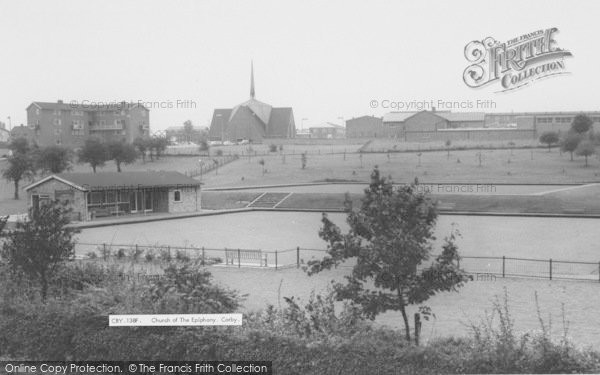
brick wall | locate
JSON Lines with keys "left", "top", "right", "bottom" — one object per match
{"left": 168, "top": 186, "right": 200, "bottom": 213}
{"left": 27, "top": 178, "right": 87, "bottom": 221}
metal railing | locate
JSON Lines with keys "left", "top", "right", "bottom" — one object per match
{"left": 74, "top": 242, "right": 600, "bottom": 283}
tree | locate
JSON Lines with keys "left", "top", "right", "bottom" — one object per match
{"left": 198, "top": 139, "right": 210, "bottom": 156}
{"left": 306, "top": 167, "right": 470, "bottom": 342}
{"left": 445, "top": 140, "right": 451, "bottom": 159}
{"left": 539, "top": 131, "right": 559, "bottom": 152}
{"left": 107, "top": 141, "right": 138, "bottom": 172}
{"left": 133, "top": 137, "right": 149, "bottom": 163}
{"left": 301, "top": 152, "right": 307, "bottom": 169}
{"left": 575, "top": 140, "right": 596, "bottom": 167}
{"left": 0, "top": 200, "right": 80, "bottom": 301}
{"left": 78, "top": 138, "right": 108, "bottom": 173}
{"left": 183, "top": 120, "right": 194, "bottom": 143}
{"left": 8, "top": 137, "right": 31, "bottom": 155}
{"left": 36, "top": 145, "right": 72, "bottom": 174}
{"left": 150, "top": 136, "right": 169, "bottom": 160}
{"left": 2, "top": 152, "right": 35, "bottom": 199}
{"left": 571, "top": 114, "right": 593, "bottom": 134}
{"left": 258, "top": 158, "right": 266, "bottom": 175}
{"left": 560, "top": 133, "right": 581, "bottom": 161}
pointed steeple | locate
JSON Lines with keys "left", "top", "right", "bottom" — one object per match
{"left": 250, "top": 61, "right": 255, "bottom": 99}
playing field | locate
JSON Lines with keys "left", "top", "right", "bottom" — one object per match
{"left": 75, "top": 210, "right": 600, "bottom": 349}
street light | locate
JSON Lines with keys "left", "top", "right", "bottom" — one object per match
{"left": 301, "top": 118, "right": 308, "bottom": 131}
{"left": 216, "top": 113, "right": 224, "bottom": 142}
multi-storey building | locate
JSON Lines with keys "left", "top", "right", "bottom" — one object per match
{"left": 25, "top": 100, "right": 150, "bottom": 147}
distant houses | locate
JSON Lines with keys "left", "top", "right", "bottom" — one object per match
{"left": 25, "top": 171, "right": 200, "bottom": 221}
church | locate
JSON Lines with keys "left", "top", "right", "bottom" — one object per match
{"left": 208, "top": 63, "right": 296, "bottom": 142}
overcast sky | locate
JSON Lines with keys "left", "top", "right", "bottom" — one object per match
{"left": 0, "top": 0, "right": 598, "bottom": 131}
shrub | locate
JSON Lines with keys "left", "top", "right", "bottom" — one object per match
{"left": 86, "top": 251, "right": 97, "bottom": 259}
{"left": 175, "top": 250, "right": 190, "bottom": 262}
{"left": 144, "top": 250, "right": 155, "bottom": 262}
{"left": 269, "top": 144, "right": 278, "bottom": 152}
{"left": 116, "top": 248, "right": 127, "bottom": 259}
{"left": 158, "top": 247, "right": 172, "bottom": 262}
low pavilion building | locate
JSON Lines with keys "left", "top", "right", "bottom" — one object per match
{"left": 24, "top": 171, "right": 201, "bottom": 221}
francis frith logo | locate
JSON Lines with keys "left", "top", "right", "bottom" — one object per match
{"left": 463, "top": 27, "right": 572, "bottom": 92}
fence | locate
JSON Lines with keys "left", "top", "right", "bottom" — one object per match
{"left": 75, "top": 242, "right": 600, "bottom": 283}
{"left": 183, "top": 154, "right": 239, "bottom": 178}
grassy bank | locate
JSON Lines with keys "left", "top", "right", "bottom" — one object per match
{"left": 0, "top": 261, "right": 599, "bottom": 373}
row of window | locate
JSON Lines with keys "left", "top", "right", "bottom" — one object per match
{"left": 52, "top": 119, "right": 126, "bottom": 127}
{"left": 47, "top": 109, "right": 147, "bottom": 117}
{"left": 536, "top": 116, "right": 600, "bottom": 124}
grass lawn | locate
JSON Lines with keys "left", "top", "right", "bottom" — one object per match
{"left": 200, "top": 147, "right": 600, "bottom": 188}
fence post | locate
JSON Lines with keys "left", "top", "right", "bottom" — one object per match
{"left": 502, "top": 256, "right": 505, "bottom": 278}
{"left": 202, "top": 247, "right": 205, "bottom": 265}
{"left": 103, "top": 243, "right": 107, "bottom": 261}
{"left": 238, "top": 249, "right": 241, "bottom": 268}
{"left": 549, "top": 258, "right": 553, "bottom": 280}
{"left": 275, "top": 250, "right": 278, "bottom": 270}
{"left": 168, "top": 246, "right": 171, "bottom": 260}
{"left": 297, "top": 246, "right": 300, "bottom": 268}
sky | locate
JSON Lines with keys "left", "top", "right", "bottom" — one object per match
{"left": 0, "top": 0, "right": 598, "bottom": 132}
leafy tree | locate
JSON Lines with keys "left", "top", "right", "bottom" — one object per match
{"left": 0, "top": 200, "right": 80, "bottom": 301}
{"left": 301, "top": 152, "right": 307, "bottom": 169}
{"left": 133, "top": 137, "right": 149, "bottom": 163}
{"left": 8, "top": 137, "right": 31, "bottom": 155}
{"left": 575, "top": 140, "right": 596, "bottom": 167}
{"left": 183, "top": 120, "right": 194, "bottom": 143}
{"left": 306, "top": 167, "right": 470, "bottom": 342}
{"left": 560, "top": 133, "right": 581, "bottom": 161}
{"left": 269, "top": 144, "right": 278, "bottom": 152}
{"left": 149, "top": 136, "right": 169, "bottom": 160}
{"left": 2, "top": 152, "right": 35, "bottom": 199}
{"left": 107, "top": 141, "right": 138, "bottom": 172}
{"left": 78, "top": 138, "right": 108, "bottom": 173}
{"left": 36, "top": 145, "right": 72, "bottom": 174}
{"left": 571, "top": 114, "right": 593, "bottom": 134}
{"left": 539, "top": 131, "right": 559, "bottom": 152}
{"left": 445, "top": 140, "right": 451, "bottom": 159}
{"left": 258, "top": 158, "right": 266, "bottom": 175}
{"left": 198, "top": 139, "right": 210, "bottom": 156}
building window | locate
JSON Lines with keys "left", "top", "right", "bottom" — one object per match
{"left": 99, "top": 120, "right": 106, "bottom": 126}
{"left": 71, "top": 110, "right": 83, "bottom": 116}
{"left": 53, "top": 109, "right": 62, "bottom": 116}
{"left": 53, "top": 118, "right": 62, "bottom": 126}
{"left": 36, "top": 109, "right": 40, "bottom": 115}
{"left": 174, "top": 190, "right": 181, "bottom": 202}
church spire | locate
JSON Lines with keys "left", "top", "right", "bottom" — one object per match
{"left": 250, "top": 61, "right": 255, "bottom": 99}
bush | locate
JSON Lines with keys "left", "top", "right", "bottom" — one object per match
{"left": 175, "top": 249, "right": 190, "bottom": 262}
{"left": 269, "top": 144, "right": 278, "bottom": 152}
{"left": 158, "top": 247, "right": 172, "bottom": 262}
{"left": 144, "top": 250, "right": 155, "bottom": 262}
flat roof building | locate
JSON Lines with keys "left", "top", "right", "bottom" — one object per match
{"left": 25, "top": 171, "right": 200, "bottom": 221}
{"left": 26, "top": 100, "right": 150, "bottom": 148}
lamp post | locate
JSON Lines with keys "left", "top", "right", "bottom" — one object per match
{"left": 216, "top": 113, "right": 224, "bottom": 142}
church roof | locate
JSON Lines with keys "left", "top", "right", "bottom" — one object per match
{"left": 230, "top": 98, "right": 273, "bottom": 125}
